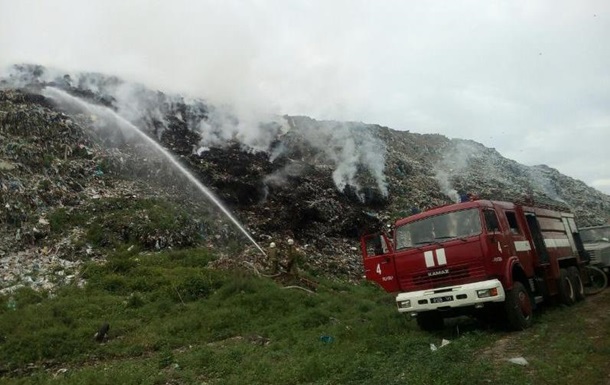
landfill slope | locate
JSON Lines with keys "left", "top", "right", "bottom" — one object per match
{"left": 1, "top": 65, "right": 610, "bottom": 294}
{"left": 0, "top": 90, "right": 208, "bottom": 293}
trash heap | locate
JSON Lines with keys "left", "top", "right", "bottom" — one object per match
{"left": 2, "top": 64, "right": 610, "bottom": 291}
{"left": 0, "top": 90, "right": 211, "bottom": 293}
{"left": 0, "top": 89, "right": 103, "bottom": 293}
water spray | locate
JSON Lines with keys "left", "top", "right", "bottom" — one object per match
{"left": 43, "top": 87, "right": 267, "bottom": 257}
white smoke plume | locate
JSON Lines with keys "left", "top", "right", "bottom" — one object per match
{"left": 263, "top": 162, "right": 308, "bottom": 186}
{"left": 433, "top": 140, "right": 483, "bottom": 202}
{"left": 282, "top": 117, "right": 388, "bottom": 199}
{"left": 526, "top": 166, "right": 567, "bottom": 203}
{"left": 2, "top": 65, "right": 388, "bottom": 198}
{"left": 195, "top": 104, "right": 289, "bottom": 152}
{"left": 435, "top": 169, "right": 459, "bottom": 203}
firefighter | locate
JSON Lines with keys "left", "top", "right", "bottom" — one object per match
{"left": 268, "top": 242, "right": 279, "bottom": 274}
{"left": 285, "top": 238, "right": 302, "bottom": 276}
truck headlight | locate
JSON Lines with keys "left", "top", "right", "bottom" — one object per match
{"left": 476, "top": 288, "right": 499, "bottom": 298}
{"left": 397, "top": 300, "right": 411, "bottom": 309}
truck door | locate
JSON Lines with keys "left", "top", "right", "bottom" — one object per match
{"left": 504, "top": 210, "right": 535, "bottom": 277}
{"left": 361, "top": 233, "right": 399, "bottom": 292}
{"left": 483, "top": 208, "right": 512, "bottom": 261}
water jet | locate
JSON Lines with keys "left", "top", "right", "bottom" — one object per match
{"left": 43, "top": 87, "right": 266, "bottom": 257}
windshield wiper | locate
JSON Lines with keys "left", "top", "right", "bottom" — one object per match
{"left": 435, "top": 236, "right": 468, "bottom": 242}
{"left": 414, "top": 239, "right": 442, "bottom": 246}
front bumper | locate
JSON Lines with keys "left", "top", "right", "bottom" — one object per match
{"left": 395, "top": 279, "right": 505, "bottom": 314}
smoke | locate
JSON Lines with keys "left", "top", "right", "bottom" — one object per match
{"left": 281, "top": 117, "right": 388, "bottom": 199}
{"left": 1, "top": 64, "right": 64, "bottom": 89}
{"left": 434, "top": 138, "right": 571, "bottom": 203}
{"left": 435, "top": 170, "right": 459, "bottom": 203}
{"left": 2, "top": 64, "right": 388, "bottom": 198}
{"left": 195, "top": 105, "right": 289, "bottom": 152}
{"left": 263, "top": 162, "right": 308, "bottom": 186}
{"left": 526, "top": 166, "right": 566, "bottom": 202}
{"left": 433, "top": 140, "right": 483, "bottom": 202}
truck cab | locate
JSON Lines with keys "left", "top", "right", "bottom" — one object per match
{"left": 580, "top": 225, "right": 610, "bottom": 275}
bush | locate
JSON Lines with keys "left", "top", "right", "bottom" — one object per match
{"left": 173, "top": 275, "right": 213, "bottom": 302}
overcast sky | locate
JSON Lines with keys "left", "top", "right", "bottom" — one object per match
{"left": 1, "top": 0, "right": 609, "bottom": 193}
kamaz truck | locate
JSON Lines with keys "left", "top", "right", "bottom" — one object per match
{"left": 361, "top": 199, "right": 588, "bottom": 330}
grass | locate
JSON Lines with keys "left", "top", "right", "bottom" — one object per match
{"left": 0, "top": 248, "right": 608, "bottom": 384}
{"left": 47, "top": 197, "right": 203, "bottom": 250}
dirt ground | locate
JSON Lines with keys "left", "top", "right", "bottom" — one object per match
{"left": 481, "top": 288, "right": 610, "bottom": 383}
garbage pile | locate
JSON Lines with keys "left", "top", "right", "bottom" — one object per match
{"left": 2, "top": 64, "right": 610, "bottom": 291}
{"left": 0, "top": 89, "right": 103, "bottom": 292}
{"left": 0, "top": 90, "right": 212, "bottom": 293}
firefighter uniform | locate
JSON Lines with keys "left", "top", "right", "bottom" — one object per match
{"left": 286, "top": 238, "right": 302, "bottom": 276}
{"left": 268, "top": 242, "right": 279, "bottom": 274}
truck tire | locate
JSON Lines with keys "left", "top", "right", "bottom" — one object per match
{"left": 504, "top": 281, "right": 533, "bottom": 330}
{"left": 567, "top": 266, "right": 585, "bottom": 302}
{"left": 584, "top": 265, "right": 608, "bottom": 295}
{"left": 558, "top": 268, "right": 576, "bottom": 306}
{"left": 416, "top": 311, "right": 444, "bottom": 331}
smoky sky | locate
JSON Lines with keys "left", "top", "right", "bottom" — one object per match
{"left": 1, "top": 0, "right": 609, "bottom": 193}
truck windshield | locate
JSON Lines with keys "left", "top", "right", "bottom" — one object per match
{"left": 581, "top": 226, "right": 610, "bottom": 243}
{"left": 394, "top": 208, "right": 482, "bottom": 250}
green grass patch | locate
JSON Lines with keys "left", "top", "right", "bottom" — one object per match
{"left": 0, "top": 251, "right": 608, "bottom": 384}
{"left": 47, "top": 197, "right": 204, "bottom": 250}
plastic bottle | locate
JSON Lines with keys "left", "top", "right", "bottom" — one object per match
{"left": 7, "top": 296, "right": 16, "bottom": 311}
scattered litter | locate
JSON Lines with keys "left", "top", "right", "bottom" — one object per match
{"left": 6, "top": 296, "right": 16, "bottom": 310}
{"left": 430, "top": 339, "right": 451, "bottom": 351}
{"left": 319, "top": 335, "right": 334, "bottom": 343}
{"left": 507, "top": 357, "right": 528, "bottom": 366}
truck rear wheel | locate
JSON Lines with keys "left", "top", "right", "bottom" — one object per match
{"left": 567, "top": 266, "right": 585, "bottom": 302}
{"left": 505, "top": 281, "right": 533, "bottom": 330}
{"left": 416, "top": 311, "right": 444, "bottom": 331}
{"left": 558, "top": 268, "right": 576, "bottom": 306}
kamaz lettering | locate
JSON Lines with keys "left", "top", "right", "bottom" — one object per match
{"left": 428, "top": 269, "right": 449, "bottom": 277}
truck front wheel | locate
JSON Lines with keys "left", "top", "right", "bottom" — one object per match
{"left": 505, "top": 281, "right": 533, "bottom": 330}
{"left": 416, "top": 311, "right": 444, "bottom": 331}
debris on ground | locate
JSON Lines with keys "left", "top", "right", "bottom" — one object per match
{"left": 430, "top": 339, "right": 451, "bottom": 351}
{"left": 507, "top": 357, "right": 529, "bottom": 366}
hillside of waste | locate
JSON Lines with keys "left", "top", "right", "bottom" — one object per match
{"left": 1, "top": 64, "right": 609, "bottom": 295}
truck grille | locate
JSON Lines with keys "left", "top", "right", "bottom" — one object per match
{"left": 411, "top": 264, "right": 486, "bottom": 289}
{"left": 587, "top": 249, "right": 601, "bottom": 264}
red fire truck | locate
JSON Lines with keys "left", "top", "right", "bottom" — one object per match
{"left": 361, "top": 199, "right": 588, "bottom": 330}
